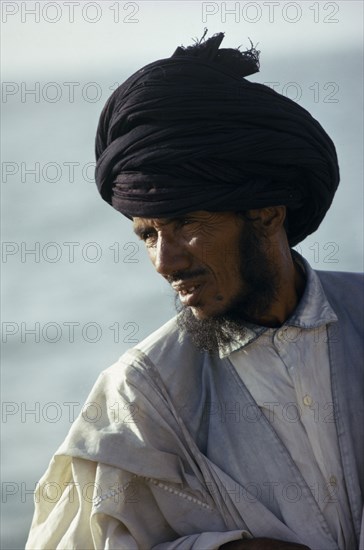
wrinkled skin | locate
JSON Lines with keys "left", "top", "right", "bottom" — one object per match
{"left": 134, "top": 208, "right": 304, "bottom": 325}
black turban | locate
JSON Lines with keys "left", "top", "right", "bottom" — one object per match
{"left": 95, "top": 32, "right": 339, "bottom": 246}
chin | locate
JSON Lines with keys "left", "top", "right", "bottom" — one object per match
{"left": 190, "top": 304, "right": 225, "bottom": 321}
{"left": 189, "top": 306, "right": 206, "bottom": 320}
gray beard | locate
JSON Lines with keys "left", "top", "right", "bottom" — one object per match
{"left": 176, "top": 306, "right": 252, "bottom": 353}
{"left": 176, "top": 224, "right": 279, "bottom": 353}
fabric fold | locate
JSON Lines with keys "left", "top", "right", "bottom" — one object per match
{"left": 95, "top": 32, "right": 340, "bottom": 246}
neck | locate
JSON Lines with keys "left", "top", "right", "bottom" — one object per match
{"left": 256, "top": 246, "right": 306, "bottom": 328}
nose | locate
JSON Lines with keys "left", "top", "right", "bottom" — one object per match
{"left": 152, "top": 233, "right": 190, "bottom": 277}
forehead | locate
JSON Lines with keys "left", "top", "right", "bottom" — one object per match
{"left": 132, "top": 211, "right": 242, "bottom": 233}
{"left": 133, "top": 216, "right": 176, "bottom": 236}
{"left": 133, "top": 216, "right": 173, "bottom": 228}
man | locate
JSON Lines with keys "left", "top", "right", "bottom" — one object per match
{"left": 26, "top": 32, "right": 363, "bottom": 549}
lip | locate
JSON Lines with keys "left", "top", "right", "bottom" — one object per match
{"left": 171, "top": 281, "right": 205, "bottom": 307}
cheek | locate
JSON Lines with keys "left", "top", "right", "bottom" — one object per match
{"left": 211, "top": 262, "right": 244, "bottom": 303}
{"left": 188, "top": 237, "right": 206, "bottom": 258}
{"left": 192, "top": 234, "right": 241, "bottom": 279}
{"left": 193, "top": 242, "right": 223, "bottom": 268}
{"left": 212, "top": 254, "right": 241, "bottom": 283}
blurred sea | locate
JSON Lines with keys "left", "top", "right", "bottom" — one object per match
{"left": 2, "top": 48, "right": 363, "bottom": 548}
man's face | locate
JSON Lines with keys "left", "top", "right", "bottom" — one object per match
{"left": 134, "top": 210, "right": 278, "bottom": 325}
{"left": 133, "top": 211, "right": 248, "bottom": 320}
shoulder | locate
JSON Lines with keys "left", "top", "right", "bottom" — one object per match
{"left": 59, "top": 318, "right": 209, "bottom": 465}
{"left": 316, "top": 269, "right": 363, "bottom": 300}
{"left": 316, "top": 269, "right": 363, "bottom": 325}
{"left": 135, "top": 315, "right": 182, "bottom": 355}
{"left": 130, "top": 314, "right": 204, "bottom": 367}
{"left": 316, "top": 269, "right": 363, "bottom": 286}
{"left": 101, "top": 315, "right": 205, "bottom": 391}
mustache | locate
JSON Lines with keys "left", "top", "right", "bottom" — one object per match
{"left": 166, "top": 268, "right": 208, "bottom": 284}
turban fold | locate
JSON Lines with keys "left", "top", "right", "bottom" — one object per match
{"left": 95, "top": 32, "right": 339, "bottom": 246}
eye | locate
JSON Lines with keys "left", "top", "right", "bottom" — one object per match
{"left": 139, "top": 229, "right": 157, "bottom": 247}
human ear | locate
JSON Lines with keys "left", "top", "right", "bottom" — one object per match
{"left": 247, "top": 206, "right": 286, "bottom": 236}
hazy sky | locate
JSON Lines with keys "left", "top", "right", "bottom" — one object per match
{"left": 2, "top": 1, "right": 363, "bottom": 77}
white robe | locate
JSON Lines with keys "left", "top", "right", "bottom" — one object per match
{"left": 26, "top": 268, "right": 364, "bottom": 549}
